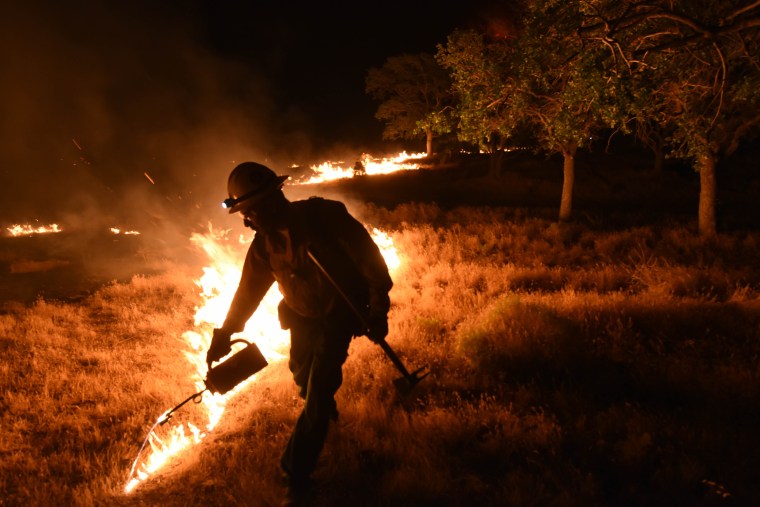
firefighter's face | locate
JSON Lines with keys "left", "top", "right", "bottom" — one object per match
{"left": 240, "top": 193, "right": 283, "bottom": 231}
{"left": 240, "top": 205, "right": 266, "bottom": 230}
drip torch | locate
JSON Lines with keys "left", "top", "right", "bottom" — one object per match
{"left": 158, "top": 338, "right": 269, "bottom": 425}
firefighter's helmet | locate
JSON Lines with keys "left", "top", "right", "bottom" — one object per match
{"left": 222, "top": 162, "right": 288, "bottom": 214}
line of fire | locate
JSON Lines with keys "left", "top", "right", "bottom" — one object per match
{"left": 2, "top": 153, "right": 418, "bottom": 494}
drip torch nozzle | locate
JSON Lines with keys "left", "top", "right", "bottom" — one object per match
{"left": 158, "top": 389, "right": 206, "bottom": 425}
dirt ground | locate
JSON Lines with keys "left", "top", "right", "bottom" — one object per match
{"left": 0, "top": 229, "right": 200, "bottom": 306}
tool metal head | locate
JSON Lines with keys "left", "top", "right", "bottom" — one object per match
{"left": 392, "top": 365, "right": 430, "bottom": 396}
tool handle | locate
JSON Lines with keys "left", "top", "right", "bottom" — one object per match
{"left": 307, "top": 248, "right": 418, "bottom": 381}
{"left": 207, "top": 338, "right": 251, "bottom": 368}
{"left": 377, "top": 339, "right": 412, "bottom": 379}
{"left": 307, "top": 249, "right": 370, "bottom": 328}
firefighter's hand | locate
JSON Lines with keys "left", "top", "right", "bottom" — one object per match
{"left": 206, "top": 328, "right": 232, "bottom": 366}
{"left": 367, "top": 314, "right": 388, "bottom": 344}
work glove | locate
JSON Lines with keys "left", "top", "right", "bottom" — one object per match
{"left": 366, "top": 313, "right": 388, "bottom": 344}
{"left": 206, "top": 328, "right": 232, "bottom": 366}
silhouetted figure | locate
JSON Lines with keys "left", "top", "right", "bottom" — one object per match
{"left": 206, "top": 162, "right": 392, "bottom": 503}
{"left": 352, "top": 160, "right": 366, "bottom": 176}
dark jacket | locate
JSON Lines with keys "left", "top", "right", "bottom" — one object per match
{"left": 221, "top": 197, "right": 393, "bottom": 334}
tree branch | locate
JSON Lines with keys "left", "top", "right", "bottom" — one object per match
{"left": 707, "top": 42, "right": 728, "bottom": 133}
{"left": 726, "top": 0, "right": 760, "bottom": 22}
{"left": 726, "top": 113, "right": 760, "bottom": 155}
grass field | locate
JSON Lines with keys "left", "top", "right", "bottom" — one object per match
{"left": 2, "top": 151, "right": 760, "bottom": 506}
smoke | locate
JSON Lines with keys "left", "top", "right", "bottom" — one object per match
{"left": 0, "top": 1, "right": 332, "bottom": 235}
{"left": 0, "top": 1, "right": 493, "bottom": 242}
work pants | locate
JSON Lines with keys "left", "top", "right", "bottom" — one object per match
{"left": 279, "top": 305, "right": 353, "bottom": 478}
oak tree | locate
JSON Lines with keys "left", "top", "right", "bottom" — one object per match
{"left": 437, "top": 29, "right": 524, "bottom": 177}
{"left": 365, "top": 53, "right": 455, "bottom": 157}
{"left": 513, "top": 0, "right": 624, "bottom": 222}
{"left": 580, "top": 0, "right": 760, "bottom": 236}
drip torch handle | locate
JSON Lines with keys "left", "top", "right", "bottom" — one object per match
{"left": 207, "top": 338, "right": 252, "bottom": 368}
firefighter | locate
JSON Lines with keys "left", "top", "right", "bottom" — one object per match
{"left": 206, "top": 162, "right": 393, "bottom": 500}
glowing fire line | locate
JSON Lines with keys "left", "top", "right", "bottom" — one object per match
{"left": 110, "top": 227, "right": 141, "bottom": 235}
{"left": 6, "top": 223, "right": 61, "bottom": 236}
{"left": 297, "top": 151, "right": 425, "bottom": 184}
{"left": 6, "top": 224, "right": 143, "bottom": 237}
{"left": 125, "top": 223, "right": 400, "bottom": 493}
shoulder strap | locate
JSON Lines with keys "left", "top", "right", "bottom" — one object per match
{"left": 301, "top": 198, "right": 370, "bottom": 308}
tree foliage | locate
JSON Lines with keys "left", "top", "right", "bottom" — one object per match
{"left": 580, "top": 0, "right": 760, "bottom": 158}
{"left": 436, "top": 29, "right": 523, "bottom": 163}
{"left": 517, "top": 1, "right": 626, "bottom": 220}
{"left": 437, "top": 1, "right": 629, "bottom": 219}
{"left": 366, "top": 1, "right": 759, "bottom": 235}
{"left": 365, "top": 53, "right": 455, "bottom": 156}
{"left": 515, "top": 1, "right": 627, "bottom": 152}
{"left": 579, "top": 0, "right": 760, "bottom": 235}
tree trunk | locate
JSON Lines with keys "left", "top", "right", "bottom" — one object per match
{"left": 653, "top": 145, "right": 665, "bottom": 174}
{"left": 489, "top": 150, "right": 505, "bottom": 178}
{"left": 697, "top": 154, "right": 717, "bottom": 237}
{"left": 650, "top": 130, "right": 665, "bottom": 174}
{"left": 558, "top": 147, "right": 576, "bottom": 222}
{"left": 426, "top": 128, "right": 433, "bottom": 157}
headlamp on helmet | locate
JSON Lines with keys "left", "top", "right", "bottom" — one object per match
{"left": 221, "top": 193, "right": 253, "bottom": 210}
{"left": 223, "top": 162, "right": 289, "bottom": 214}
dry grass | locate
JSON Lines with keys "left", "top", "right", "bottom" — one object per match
{"left": 0, "top": 272, "right": 199, "bottom": 506}
{"left": 2, "top": 202, "right": 760, "bottom": 507}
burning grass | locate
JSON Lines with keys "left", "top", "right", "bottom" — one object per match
{"left": 2, "top": 203, "right": 760, "bottom": 506}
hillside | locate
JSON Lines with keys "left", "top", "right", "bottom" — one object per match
{"left": 2, "top": 141, "right": 760, "bottom": 506}
{"left": 294, "top": 144, "right": 760, "bottom": 231}
{"left": 3, "top": 143, "right": 758, "bottom": 307}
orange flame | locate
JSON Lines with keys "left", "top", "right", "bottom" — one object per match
{"left": 110, "top": 228, "right": 141, "bottom": 235}
{"left": 6, "top": 223, "right": 62, "bottom": 236}
{"left": 298, "top": 151, "right": 425, "bottom": 184}
{"left": 125, "top": 223, "right": 400, "bottom": 493}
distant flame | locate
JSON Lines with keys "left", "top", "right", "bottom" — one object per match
{"left": 6, "top": 223, "right": 61, "bottom": 236}
{"left": 125, "top": 222, "right": 400, "bottom": 493}
{"left": 298, "top": 151, "right": 425, "bottom": 184}
{"left": 110, "top": 228, "right": 141, "bottom": 235}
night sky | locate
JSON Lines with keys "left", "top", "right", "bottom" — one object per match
{"left": 0, "top": 1, "right": 502, "bottom": 227}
